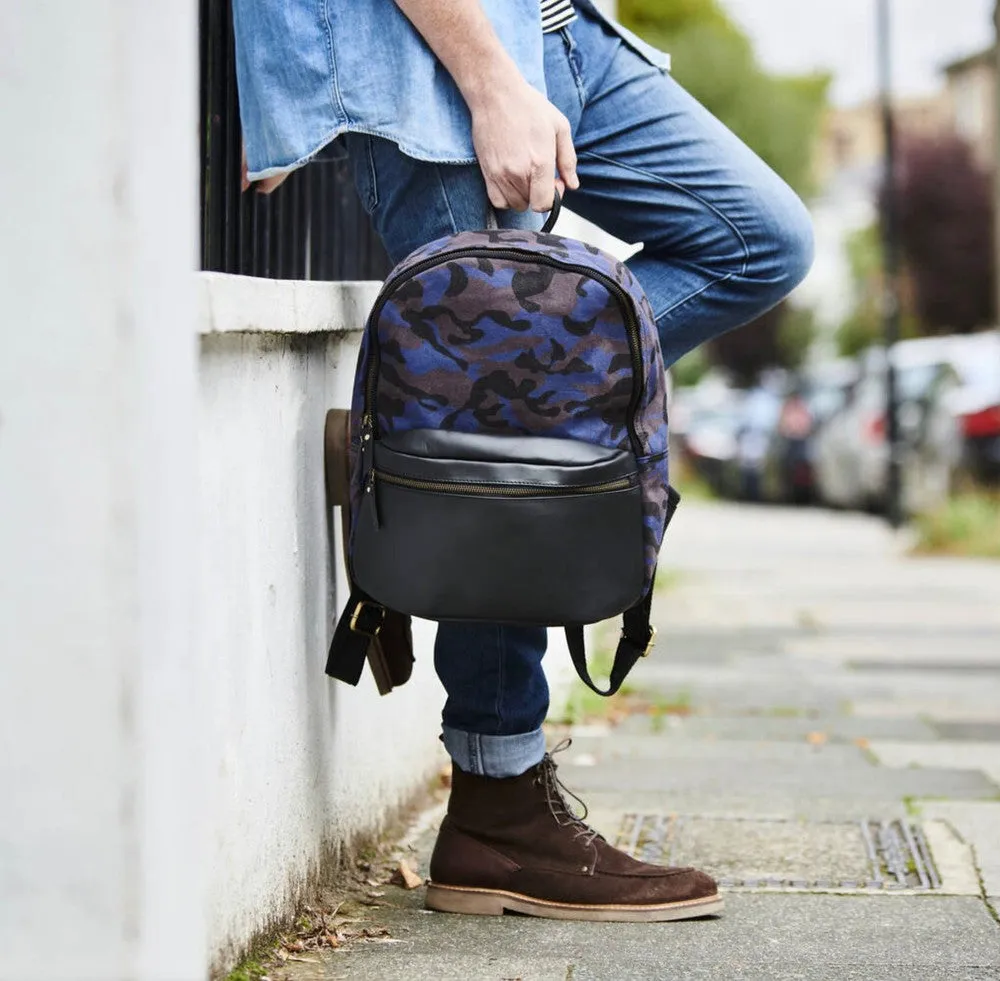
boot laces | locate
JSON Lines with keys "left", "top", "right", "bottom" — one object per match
{"left": 535, "top": 739, "right": 602, "bottom": 848}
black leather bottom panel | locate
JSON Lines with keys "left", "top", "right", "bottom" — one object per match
{"left": 352, "top": 481, "right": 645, "bottom": 626}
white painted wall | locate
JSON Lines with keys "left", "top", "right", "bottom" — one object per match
{"left": 197, "top": 275, "right": 446, "bottom": 968}
{"left": 0, "top": 1, "right": 203, "bottom": 979}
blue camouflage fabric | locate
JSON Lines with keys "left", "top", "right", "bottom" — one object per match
{"left": 348, "top": 227, "right": 671, "bottom": 592}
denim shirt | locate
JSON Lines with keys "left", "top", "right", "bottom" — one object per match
{"left": 233, "top": 0, "right": 670, "bottom": 180}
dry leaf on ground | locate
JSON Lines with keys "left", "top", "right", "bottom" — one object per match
{"left": 389, "top": 860, "right": 423, "bottom": 890}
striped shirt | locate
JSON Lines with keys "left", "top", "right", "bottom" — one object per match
{"left": 540, "top": 0, "right": 576, "bottom": 33}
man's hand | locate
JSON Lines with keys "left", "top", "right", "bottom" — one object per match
{"left": 394, "top": 0, "right": 578, "bottom": 213}
{"left": 241, "top": 145, "right": 289, "bottom": 195}
{"left": 468, "top": 77, "right": 578, "bottom": 213}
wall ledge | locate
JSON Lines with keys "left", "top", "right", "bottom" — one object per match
{"left": 197, "top": 271, "right": 381, "bottom": 336}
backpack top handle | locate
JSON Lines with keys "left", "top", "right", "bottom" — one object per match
{"left": 540, "top": 188, "right": 562, "bottom": 234}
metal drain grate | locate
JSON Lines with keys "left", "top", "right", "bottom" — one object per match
{"left": 616, "top": 814, "right": 942, "bottom": 892}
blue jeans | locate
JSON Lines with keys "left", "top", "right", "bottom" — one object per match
{"left": 344, "top": 4, "right": 813, "bottom": 778}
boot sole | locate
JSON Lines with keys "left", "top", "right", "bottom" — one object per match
{"left": 425, "top": 883, "right": 723, "bottom": 921}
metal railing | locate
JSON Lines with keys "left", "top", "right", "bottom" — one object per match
{"left": 199, "top": 0, "right": 391, "bottom": 280}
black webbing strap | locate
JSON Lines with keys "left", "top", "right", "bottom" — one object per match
{"left": 565, "top": 578, "right": 657, "bottom": 697}
{"left": 325, "top": 580, "right": 414, "bottom": 695}
{"left": 325, "top": 586, "right": 386, "bottom": 687}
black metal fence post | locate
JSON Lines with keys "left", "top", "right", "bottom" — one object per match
{"left": 878, "top": 0, "right": 904, "bottom": 528}
{"left": 198, "top": 0, "right": 391, "bottom": 281}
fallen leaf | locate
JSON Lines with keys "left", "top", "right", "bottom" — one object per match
{"left": 806, "top": 731, "right": 828, "bottom": 746}
{"left": 390, "top": 860, "right": 423, "bottom": 890}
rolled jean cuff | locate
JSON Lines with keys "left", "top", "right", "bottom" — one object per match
{"left": 442, "top": 726, "right": 546, "bottom": 778}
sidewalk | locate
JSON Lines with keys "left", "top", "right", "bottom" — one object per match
{"left": 284, "top": 502, "right": 1000, "bottom": 981}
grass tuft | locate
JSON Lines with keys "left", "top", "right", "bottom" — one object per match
{"left": 911, "top": 490, "right": 1000, "bottom": 559}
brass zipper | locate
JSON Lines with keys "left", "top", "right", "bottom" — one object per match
{"left": 375, "top": 470, "right": 636, "bottom": 497}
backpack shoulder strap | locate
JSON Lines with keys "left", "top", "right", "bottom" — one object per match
{"left": 564, "top": 576, "right": 657, "bottom": 697}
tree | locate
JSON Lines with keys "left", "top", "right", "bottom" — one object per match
{"left": 620, "top": 0, "right": 829, "bottom": 198}
{"left": 705, "top": 301, "right": 816, "bottom": 386}
{"left": 890, "top": 135, "right": 995, "bottom": 333}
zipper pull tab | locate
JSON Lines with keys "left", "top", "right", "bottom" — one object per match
{"left": 364, "top": 471, "right": 381, "bottom": 529}
{"left": 360, "top": 412, "right": 375, "bottom": 478}
{"left": 360, "top": 415, "right": 379, "bottom": 529}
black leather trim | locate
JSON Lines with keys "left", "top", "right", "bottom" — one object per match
{"left": 376, "top": 432, "right": 636, "bottom": 489}
{"left": 353, "top": 478, "right": 644, "bottom": 625}
{"left": 382, "top": 429, "right": 628, "bottom": 466}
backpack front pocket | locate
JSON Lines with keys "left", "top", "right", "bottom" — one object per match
{"left": 351, "top": 430, "right": 646, "bottom": 625}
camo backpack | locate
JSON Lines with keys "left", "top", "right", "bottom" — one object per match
{"left": 326, "top": 196, "right": 678, "bottom": 696}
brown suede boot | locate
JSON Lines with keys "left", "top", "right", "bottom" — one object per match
{"left": 426, "top": 747, "right": 722, "bottom": 921}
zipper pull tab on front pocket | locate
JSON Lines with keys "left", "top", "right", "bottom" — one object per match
{"left": 364, "top": 470, "right": 381, "bottom": 529}
{"left": 360, "top": 414, "right": 380, "bottom": 529}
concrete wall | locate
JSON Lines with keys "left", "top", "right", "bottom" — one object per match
{"left": 197, "top": 275, "right": 446, "bottom": 968}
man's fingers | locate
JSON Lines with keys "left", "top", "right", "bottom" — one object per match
{"left": 256, "top": 172, "right": 290, "bottom": 194}
{"left": 485, "top": 178, "right": 512, "bottom": 212}
{"left": 528, "top": 164, "right": 556, "bottom": 214}
{"left": 555, "top": 118, "right": 579, "bottom": 191}
{"left": 497, "top": 172, "right": 531, "bottom": 212}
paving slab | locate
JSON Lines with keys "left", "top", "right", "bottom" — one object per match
{"left": 917, "top": 800, "right": 1000, "bottom": 899}
{"left": 868, "top": 740, "right": 1000, "bottom": 788}
{"left": 312, "top": 894, "right": 1000, "bottom": 981}
{"left": 849, "top": 660, "right": 1000, "bottom": 675}
{"left": 634, "top": 677, "right": 855, "bottom": 716}
{"left": 561, "top": 756, "right": 1000, "bottom": 802}
{"left": 580, "top": 790, "right": 913, "bottom": 824}
{"left": 787, "top": 633, "right": 1000, "bottom": 666}
{"left": 851, "top": 697, "right": 1000, "bottom": 724}
{"left": 934, "top": 721, "right": 1000, "bottom": 742}
{"left": 615, "top": 713, "right": 938, "bottom": 743}
{"left": 562, "top": 735, "right": 871, "bottom": 767}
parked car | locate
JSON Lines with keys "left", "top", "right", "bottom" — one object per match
{"left": 683, "top": 401, "right": 743, "bottom": 495}
{"left": 722, "top": 386, "right": 783, "bottom": 501}
{"left": 672, "top": 378, "right": 745, "bottom": 494}
{"left": 761, "top": 360, "right": 858, "bottom": 504}
{"left": 943, "top": 331, "right": 1000, "bottom": 484}
{"left": 813, "top": 341, "right": 961, "bottom": 515}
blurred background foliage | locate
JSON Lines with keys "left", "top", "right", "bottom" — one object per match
{"left": 620, "top": 0, "right": 830, "bottom": 384}
{"left": 837, "top": 135, "right": 995, "bottom": 357}
{"left": 620, "top": 0, "right": 829, "bottom": 198}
